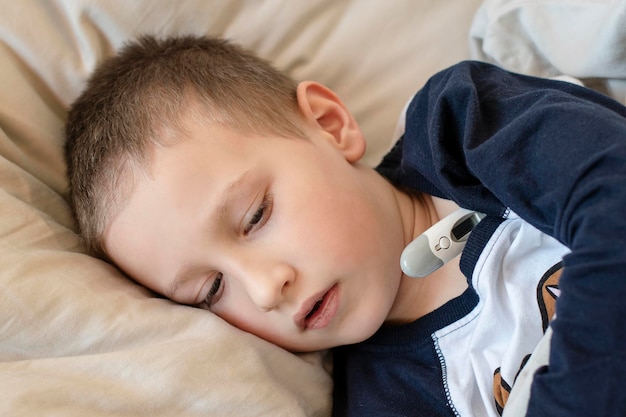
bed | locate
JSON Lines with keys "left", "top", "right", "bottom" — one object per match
{"left": 1, "top": 1, "right": 624, "bottom": 416}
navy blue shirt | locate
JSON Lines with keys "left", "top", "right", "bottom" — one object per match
{"left": 332, "top": 61, "right": 626, "bottom": 417}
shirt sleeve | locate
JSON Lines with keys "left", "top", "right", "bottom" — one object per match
{"left": 382, "top": 61, "right": 626, "bottom": 416}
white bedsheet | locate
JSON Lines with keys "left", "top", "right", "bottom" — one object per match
{"left": 471, "top": 0, "right": 626, "bottom": 105}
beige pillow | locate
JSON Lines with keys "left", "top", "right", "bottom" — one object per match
{"left": 0, "top": 1, "right": 482, "bottom": 415}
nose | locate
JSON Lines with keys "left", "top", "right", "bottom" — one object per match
{"left": 240, "top": 260, "right": 296, "bottom": 311}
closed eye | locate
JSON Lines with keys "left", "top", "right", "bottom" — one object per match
{"left": 204, "top": 272, "right": 224, "bottom": 308}
{"left": 244, "top": 194, "right": 273, "bottom": 235}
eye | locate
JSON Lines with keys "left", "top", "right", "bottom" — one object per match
{"left": 243, "top": 194, "right": 273, "bottom": 235}
{"left": 204, "top": 272, "right": 224, "bottom": 309}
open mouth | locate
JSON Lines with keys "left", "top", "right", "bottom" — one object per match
{"left": 306, "top": 298, "right": 324, "bottom": 320}
{"left": 299, "top": 284, "right": 339, "bottom": 330}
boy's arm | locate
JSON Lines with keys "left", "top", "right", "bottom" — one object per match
{"left": 384, "top": 61, "right": 626, "bottom": 416}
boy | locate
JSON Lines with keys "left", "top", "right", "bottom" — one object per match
{"left": 65, "top": 35, "right": 626, "bottom": 416}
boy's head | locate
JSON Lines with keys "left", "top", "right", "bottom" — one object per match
{"left": 65, "top": 35, "right": 415, "bottom": 352}
{"left": 65, "top": 35, "right": 304, "bottom": 257}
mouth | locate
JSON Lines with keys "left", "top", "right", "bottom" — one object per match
{"left": 295, "top": 284, "right": 339, "bottom": 331}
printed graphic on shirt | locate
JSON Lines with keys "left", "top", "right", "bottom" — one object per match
{"left": 537, "top": 262, "right": 563, "bottom": 332}
{"left": 493, "top": 355, "right": 531, "bottom": 415}
{"left": 493, "top": 262, "right": 563, "bottom": 414}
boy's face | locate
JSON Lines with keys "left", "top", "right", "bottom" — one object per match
{"left": 104, "top": 85, "right": 409, "bottom": 351}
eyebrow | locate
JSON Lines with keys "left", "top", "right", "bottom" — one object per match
{"left": 217, "top": 169, "right": 252, "bottom": 227}
{"left": 166, "top": 169, "right": 252, "bottom": 301}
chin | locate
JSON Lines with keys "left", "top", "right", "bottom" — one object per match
{"left": 340, "top": 312, "right": 387, "bottom": 346}
{"left": 278, "top": 329, "right": 371, "bottom": 353}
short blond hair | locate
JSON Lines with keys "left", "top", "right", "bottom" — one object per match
{"left": 65, "top": 35, "right": 303, "bottom": 257}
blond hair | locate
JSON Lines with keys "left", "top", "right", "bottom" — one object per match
{"left": 65, "top": 35, "right": 303, "bottom": 257}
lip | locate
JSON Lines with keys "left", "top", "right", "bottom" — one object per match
{"left": 294, "top": 284, "right": 340, "bottom": 331}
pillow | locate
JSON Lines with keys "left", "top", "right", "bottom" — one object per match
{"left": 0, "top": 1, "right": 482, "bottom": 415}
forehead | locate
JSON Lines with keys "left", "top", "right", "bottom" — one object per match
{"left": 108, "top": 117, "right": 280, "bottom": 229}
{"left": 101, "top": 121, "right": 296, "bottom": 295}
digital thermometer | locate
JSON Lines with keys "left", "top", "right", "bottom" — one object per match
{"left": 400, "top": 208, "right": 485, "bottom": 278}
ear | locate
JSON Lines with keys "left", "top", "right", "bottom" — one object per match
{"left": 296, "top": 81, "right": 366, "bottom": 163}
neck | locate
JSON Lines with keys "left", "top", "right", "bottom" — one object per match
{"left": 386, "top": 190, "right": 468, "bottom": 324}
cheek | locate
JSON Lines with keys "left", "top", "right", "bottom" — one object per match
{"left": 214, "top": 295, "right": 271, "bottom": 336}
{"left": 290, "top": 197, "right": 365, "bottom": 265}
{"left": 218, "top": 307, "right": 298, "bottom": 349}
{"left": 307, "top": 189, "right": 399, "bottom": 269}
